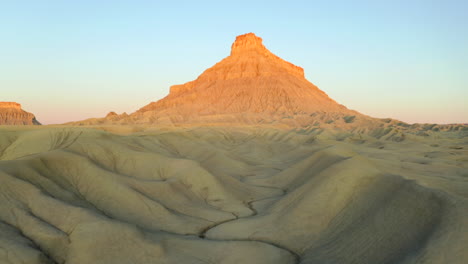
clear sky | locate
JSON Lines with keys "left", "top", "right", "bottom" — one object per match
{"left": 1, "top": 0, "right": 467, "bottom": 124}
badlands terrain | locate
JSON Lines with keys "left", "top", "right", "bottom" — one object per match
{"left": 0, "top": 33, "right": 467, "bottom": 263}
{"left": 0, "top": 125, "right": 467, "bottom": 264}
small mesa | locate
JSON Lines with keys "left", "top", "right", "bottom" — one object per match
{"left": 0, "top": 101, "right": 41, "bottom": 125}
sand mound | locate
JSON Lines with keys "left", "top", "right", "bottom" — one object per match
{"left": 0, "top": 125, "right": 466, "bottom": 263}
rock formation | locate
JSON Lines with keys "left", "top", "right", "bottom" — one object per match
{"left": 0, "top": 102, "right": 41, "bottom": 125}
{"left": 73, "top": 33, "right": 368, "bottom": 127}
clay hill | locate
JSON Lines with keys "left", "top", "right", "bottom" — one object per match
{"left": 0, "top": 125, "right": 466, "bottom": 264}
{"left": 73, "top": 33, "right": 369, "bottom": 127}
{"left": 0, "top": 102, "right": 41, "bottom": 125}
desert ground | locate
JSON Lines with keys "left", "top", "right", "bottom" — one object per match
{"left": 0, "top": 125, "right": 466, "bottom": 264}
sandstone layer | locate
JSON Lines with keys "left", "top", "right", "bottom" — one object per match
{"left": 0, "top": 102, "right": 41, "bottom": 125}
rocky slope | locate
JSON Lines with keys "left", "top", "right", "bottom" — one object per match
{"left": 0, "top": 102, "right": 41, "bottom": 125}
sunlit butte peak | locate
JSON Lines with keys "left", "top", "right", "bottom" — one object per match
{"left": 230, "top": 33, "right": 267, "bottom": 56}
{"left": 71, "top": 32, "right": 353, "bottom": 126}
{"left": 227, "top": 33, "right": 304, "bottom": 79}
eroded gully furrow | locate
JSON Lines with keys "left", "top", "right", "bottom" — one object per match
{"left": 198, "top": 185, "right": 301, "bottom": 263}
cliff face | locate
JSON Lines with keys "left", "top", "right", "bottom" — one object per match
{"left": 0, "top": 102, "right": 41, "bottom": 125}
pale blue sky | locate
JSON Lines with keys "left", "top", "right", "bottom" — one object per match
{"left": 1, "top": 0, "right": 467, "bottom": 124}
